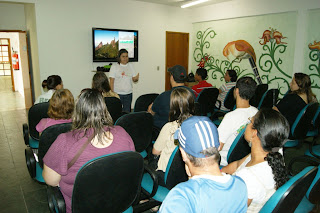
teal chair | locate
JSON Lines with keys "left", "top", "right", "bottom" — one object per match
{"left": 260, "top": 166, "right": 318, "bottom": 213}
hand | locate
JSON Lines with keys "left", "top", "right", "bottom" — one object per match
{"left": 148, "top": 103, "right": 155, "bottom": 115}
{"left": 132, "top": 73, "right": 139, "bottom": 82}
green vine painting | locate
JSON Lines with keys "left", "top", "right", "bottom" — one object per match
{"left": 308, "top": 41, "right": 320, "bottom": 91}
{"left": 193, "top": 28, "right": 252, "bottom": 81}
{"left": 258, "top": 28, "right": 290, "bottom": 96}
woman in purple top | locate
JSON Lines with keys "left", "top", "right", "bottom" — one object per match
{"left": 42, "top": 89, "right": 135, "bottom": 213}
{"left": 36, "top": 89, "right": 74, "bottom": 133}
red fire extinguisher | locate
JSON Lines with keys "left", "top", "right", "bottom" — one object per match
{"left": 12, "top": 52, "right": 19, "bottom": 70}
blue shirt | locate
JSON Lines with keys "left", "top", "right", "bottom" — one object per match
{"left": 152, "top": 86, "right": 195, "bottom": 129}
{"left": 159, "top": 175, "right": 248, "bottom": 213}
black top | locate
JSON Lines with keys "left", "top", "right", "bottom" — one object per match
{"left": 152, "top": 86, "right": 194, "bottom": 129}
{"left": 276, "top": 93, "right": 307, "bottom": 128}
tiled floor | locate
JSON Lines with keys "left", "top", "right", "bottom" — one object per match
{"left": 0, "top": 76, "right": 49, "bottom": 213}
{"left": 0, "top": 75, "right": 318, "bottom": 212}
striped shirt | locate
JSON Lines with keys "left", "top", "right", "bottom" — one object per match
{"left": 216, "top": 82, "right": 236, "bottom": 111}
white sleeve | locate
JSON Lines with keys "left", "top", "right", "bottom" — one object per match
{"left": 218, "top": 112, "right": 233, "bottom": 144}
{"left": 236, "top": 169, "right": 265, "bottom": 201}
{"left": 109, "top": 63, "right": 117, "bottom": 78}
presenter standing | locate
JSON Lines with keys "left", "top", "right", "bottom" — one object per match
{"left": 109, "top": 49, "right": 139, "bottom": 112}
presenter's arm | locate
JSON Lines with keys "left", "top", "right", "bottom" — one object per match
{"left": 132, "top": 73, "right": 139, "bottom": 82}
{"left": 43, "top": 164, "right": 61, "bottom": 186}
{"left": 109, "top": 77, "right": 115, "bottom": 92}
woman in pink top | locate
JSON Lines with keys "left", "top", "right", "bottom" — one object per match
{"left": 43, "top": 89, "right": 135, "bottom": 213}
{"left": 36, "top": 89, "right": 74, "bottom": 133}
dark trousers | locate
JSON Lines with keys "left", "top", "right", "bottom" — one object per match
{"left": 119, "top": 93, "right": 132, "bottom": 113}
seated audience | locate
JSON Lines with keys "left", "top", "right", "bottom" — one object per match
{"left": 191, "top": 67, "right": 212, "bottom": 97}
{"left": 42, "top": 89, "right": 135, "bottom": 213}
{"left": 218, "top": 77, "right": 258, "bottom": 166}
{"left": 159, "top": 116, "right": 248, "bottom": 213}
{"left": 148, "top": 65, "right": 195, "bottom": 129}
{"left": 36, "top": 89, "right": 74, "bottom": 133}
{"left": 215, "top": 69, "right": 238, "bottom": 111}
{"left": 92, "top": 72, "right": 119, "bottom": 99}
{"left": 274, "top": 73, "right": 317, "bottom": 128}
{"left": 35, "top": 75, "right": 63, "bottom": 104}
{"left": 222, "top": 108, "right": 289, "bottom": 212}
{"left": 152, "top": 87, "right": 194, "bottom": 184}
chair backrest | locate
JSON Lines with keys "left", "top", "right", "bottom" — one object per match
{"left": 227, "top": 127, "right": 251, "bottom": 164}
{"left": 164, "top": 146, "right": 188, "bottom": 190}
{"left": 312, "top": 106, "right": 320, "bottom": 129}
{"left": 134, "top": 93, "right": 159, "bottom": 112}
{"left": 72, "top": 151, "right": 144, "bottom": 213}
{"left": 115, "top": 112, "right": 153, "bottom": 153}
{"left": 249, "top": 83, "right": 268, "bottom": 107}
{"left": 196, "top": 88, "right": 219, "bottom": 115}
{"left": 104, "top": 97, "right": 123, "bottom": 123}
{"left": 223, "top": 86, "right": 236, "bottom": 111}
{"left": 260, "top": 166, "right": 318, "bottom": 213}
{"left": 258, "top": 88, "right": 280, "bottom": 109}
{"left": 291, "top": 102, "right": 319, "bottom": 140}
{"left": 28, "top": 102, "right": 50, "bottom": 140}
{"left": 306, "top": 165, "right": 320, "bottom": 204}
{"left": 38, "top": 122, "right": 72, "bottom": 168}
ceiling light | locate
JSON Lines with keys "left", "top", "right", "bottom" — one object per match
{"left": 181, "top": 0, "right": 209, "bottom": 8}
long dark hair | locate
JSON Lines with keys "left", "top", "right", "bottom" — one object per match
{"left": 169, "top": 87, "right": 195, "bottom": 124}
{"left": 92, "top": 72, "right": 111, "bottom": 94}
{"left": 252, "top": 108, "right": 290, "bottom": 189}
{"left": 291, "top": 73, "right": 316, "bottom": 103}
{"left": 72, "top": 89, "right": 113, "bottom": 144}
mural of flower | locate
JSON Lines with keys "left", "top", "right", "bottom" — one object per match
{"left": 309, "top": 40, "right": 320, "bottom": 50}
{"left": 197, "top": 55, "right": 209, "bottom": 68}
{"left": 259, "top": 28, "right": 287, "bottom": 45}
{"left": 308, "top": 40, "right": 320, "bottom": 91}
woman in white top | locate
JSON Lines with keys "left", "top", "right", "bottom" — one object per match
{"left": 222, "top": 108, "right": 289, "bottom": 212}
{"left": 109, "top": 49, "right": 139, "bottom": 112}
{"left": 152, "top": 87, "right": 195, "bottom": 186}
{"left": 35, "top": 75, "right": 63, "bottom": 104}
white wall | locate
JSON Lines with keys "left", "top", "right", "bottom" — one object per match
{"left": 31, "top": 0, "right": 192, "bottom": 105}
{"left": 190, "top": 0, "right": 320, "bottom": 75}
{"left": 0, "top": 2, "right": 26, "bottom": 30}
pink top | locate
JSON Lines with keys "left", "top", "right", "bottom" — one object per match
{"left": 36, "top": 118, "right": 72, "bottom": 133}
{"left": 43, "top": 126, "right": 135, "bottom": 213}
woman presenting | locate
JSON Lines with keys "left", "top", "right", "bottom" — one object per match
{"left": 109, "top": 49, "right": 139, "bottom": 112}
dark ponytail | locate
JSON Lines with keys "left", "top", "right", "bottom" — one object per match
{"left": 265, "top": 152, "right": 288, "bottom": 189}
{"left": 252, "top": 108, "right": 290, "bottom": 189}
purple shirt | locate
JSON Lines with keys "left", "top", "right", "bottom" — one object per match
{"left": 36, "top": 118, "right": 72, "bottom": 133}
{"left": 43, "top": 126, "right": 135, "bottom": 213}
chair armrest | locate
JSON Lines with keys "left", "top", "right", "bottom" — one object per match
{"left": 47, "top": 186, "right": 66, "bottom": 213}
{"left": 25, "top": 147, "right": 36, "bottom": 178}
{"left": 23, "top": 123, "right": 29, "bottom": 145}
{"left": 144, "top": 164, "right": 159, "bottom": 198}
{"left": 288, "top": 156, "right": 320, "bottom": 176}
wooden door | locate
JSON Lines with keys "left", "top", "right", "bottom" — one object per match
{"left": 165, "top": 32, "right": 189, "bottom": 91}
{"left": 0, "top": 38, "right": 15, "bottom": 91}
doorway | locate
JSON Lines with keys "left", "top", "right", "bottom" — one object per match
{"left": 165, "top": 31, "right": 189, "bottom": 91}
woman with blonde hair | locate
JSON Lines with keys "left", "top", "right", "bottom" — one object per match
{"left": 92, "top": 72, "right": 119, "bottom": 99}
{"left": 43, "top": 89, "right": 135, "bottom": 213}
{"left": 152, "top": 87, "right": 195, "bottom": 185}
{"left": 36, "top": 89, "right": 74, "bottom": 133}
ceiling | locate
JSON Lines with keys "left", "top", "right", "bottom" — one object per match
{"left": 133, "top": 0, "right": 232, "bottom": 8}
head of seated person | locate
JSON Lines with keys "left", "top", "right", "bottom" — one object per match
{"left": 47, "top": 75, "right": 63, "bottom": 90}
{"left": 92, "top": 72, "right": 118, "bottom": 98}
{"left": 290, "top": 73, "right": 316, "bottom": 103}
{"left": 234, "top": 76, "right": 257, "bottom": 102}
{"left": 225, "top": 69, "right": 238, "bottom": 83}
{"left": 36, "top": 89, "right": 74, "bottom": 133}
{"left": 195, "top": 68, "right": 208, "bottom": 82}
{"left": 168, "top": 65, "right": 187, "bottom": 87}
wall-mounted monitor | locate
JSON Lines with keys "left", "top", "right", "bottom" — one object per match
{"left": 92, "top": 28, "right": 138, "bottom": 62}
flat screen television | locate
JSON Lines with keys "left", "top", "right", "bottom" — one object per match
{"left": 92, "top": 28, "right": 138, "bottom": 62}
